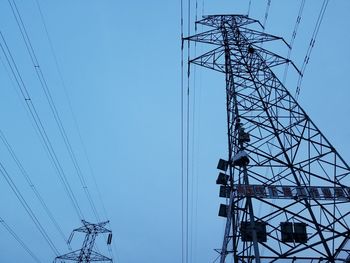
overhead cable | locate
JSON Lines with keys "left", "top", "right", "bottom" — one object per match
{"left": 185, "top": 1, "right": 191, "bottom": 263}
{"left": 0, "top": 130, "right": 69, "bottom": 247}
{"left": 0, "top": 160, "right": 59, "bottom": 255}
{"left": 8, "top": 0, "right": 100, "bottom": 221}
{"left": 262, "top": 0, "right": 272, "bottom": 30}
{"left": 295, "top": 0, "right": 329, "bottom": 99}
{"left": 0, "top": 217, "right": 42, "bottom": 263}
{"left": 180, "top": 0, "right": 185, "bottom": 261}
{"left": 189, "top": 1, "right": 200, "bottom": 262}
{"left": 32, "top": 0, "right": 116, "bottom": 259}
{"left": 282, "top": 0, "right": 306, "bottom": 84}
{"left": 0, "top": 30, "right": 84, "bottom": 221}
{"left": 35, "top": 0, "right": 110, "bottom": 220}
{"left": 247, "top": 0, "right": 252, "bottom": 17}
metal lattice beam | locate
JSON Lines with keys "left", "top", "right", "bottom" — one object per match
{"left": 55, "top": 220, "right": 113, "bottom": 263}
{"left": 185, "top": 14, "right": 350, "bottom": 263}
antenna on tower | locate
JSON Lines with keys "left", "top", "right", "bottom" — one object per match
{"left": 185, "top": 14, "right": 350, "bottom": 262}
{"left": 54, "top": 220, "right": 113, "bottom": 263}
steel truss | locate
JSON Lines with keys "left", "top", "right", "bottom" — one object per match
{"left": 55, "top": 220, "right": 112, "bottom": 263}
{"left": 185, "top": 15, "right": 350, "bottom": 262}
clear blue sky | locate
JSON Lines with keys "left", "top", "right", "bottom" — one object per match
{"left": 0, "top": 0, "right": 349, "bottom": 262}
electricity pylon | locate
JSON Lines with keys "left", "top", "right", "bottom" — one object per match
{"left": 55, "top": 220, "right": 113, "bottom": 263}
{"left": 186, "top": 15, "right": 350, "bottom": 262}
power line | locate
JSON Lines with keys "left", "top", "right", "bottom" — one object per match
{"left": 0, "top": 30, "right": 84, "bottom": 221}
{"left": 295, "top": 0, "right": 329, "bottom": 99}
{"left": 180, "top": 0, "right": 185, "bottom": 261}
{"left": 202, "top": 0, "right": 205, "bottom": 16}
{"left": 31, "top": 1, "right": 117, "bottom": 259}
{"left": 0, "top": 158, "right": 59, "bottom": 255}
{"left": 0, "top": 217, "right": 42, "bottom": 263}
{"left": 185, "top": 2, "right": 191, "bottom": 263}
{"left": 247, "top": 0, "right": 252, "bottom": 17}
{"left": 282, "top": 0, "right": 306, "bottom": 84}
{"left": 35, "top": 0, "right": 109, "bottom": 220}
{"left": 8, "top": 0, "right": 100, "bottom": 222}
{"left": 262, "top": 0, "right": 272, "bottom": 30}
{"left": 0, "top": 129, "right": 69, "bottom": 247}
{"left": 189, "top": 1, "right": 200, "bottom": 262}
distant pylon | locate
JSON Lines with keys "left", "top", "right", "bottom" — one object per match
{"left": 55, "top": 220, "right": 113, "bottom": 263}
{"left": 185, "top": 15, "right": 350, "bottom": 262}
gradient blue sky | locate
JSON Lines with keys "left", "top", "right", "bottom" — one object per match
{"left": 0, "top": 1, "right": 349, "bottom": 262}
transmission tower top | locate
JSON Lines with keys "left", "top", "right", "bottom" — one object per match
{"left": 55, "top": 220, "right": 113, "bottom": 263}
{"left": 185, "top": 14, "right": 350, "bottom": 262}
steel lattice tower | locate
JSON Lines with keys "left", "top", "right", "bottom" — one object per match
{"left": 55, "top": 220, "right": 113, "bottom": 263}
{"left": 185, "top": 15, "right": 350, "bottom": 262}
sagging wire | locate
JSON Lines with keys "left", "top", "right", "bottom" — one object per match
{"left": 282, "top": 0, "right": 306, "bottom": 85}
{"left": 262, "top": 0, "right": 272, "bottom": 31}
{"left": 0, "top": 218, "right": 42, "bottom": 263}
{"left": 295, "top": 0, "right": 329, "bottom": 100}
{"left": 180, "top": 0, "right": 185, "bottom": 262}
{"left": 247, "top": 0, "right": 252, "bottom": 17}
{"left": 189, "top": 1, "right": 200, "bottom": 262}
